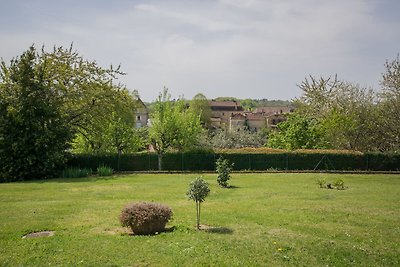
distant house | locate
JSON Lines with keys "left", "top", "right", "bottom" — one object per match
{"left": 134, "top": 98, "right": 148, "bottom": 128}
{"left": 209, "top": 100, "right": 244, "bottom": 128}
{"left": 254, "top": 106, "right": 294, "bottom": 115}
{"left": 229, "top": 113, "right": 247, "bottom": 129}
{"left": 206, "top": 100, "right": 293, "bottom": 131}
{"left": 245, "top": 112, "right": 268, "bottom": 131}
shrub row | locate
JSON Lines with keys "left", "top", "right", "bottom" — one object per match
{"left": 66, "top": 151, "right": 400, "bottom": 172}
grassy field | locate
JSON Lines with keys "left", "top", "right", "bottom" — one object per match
{"left": 0, "top": 173, "right": 399, "bottom": 266}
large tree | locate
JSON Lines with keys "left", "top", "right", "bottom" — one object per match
{"left": 149, "top": 88, "right": 202, "bottom": 170}
{"left": 0, "top": 45, "right": 131, "bottom": 181}
{"left": 377, "top": 54, "right": 400, "bottom": 152}
{"left": 0, "top": 47, "right": 72, "bottom": 181}
{"left": 189, "top": 93, "right": 212, "bottom": 127}
{"left": 292, "top": 75, "right": 377, "bottom": 151}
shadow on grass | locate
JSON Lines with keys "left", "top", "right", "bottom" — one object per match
{"left": 21, "top": 174, "right": 140, "bottom": 184}
{"left": 205, "top": 226, "right": 233, "bottom": 234}
{"left": 227, "top": 185, "right": 240, "bottom": 189}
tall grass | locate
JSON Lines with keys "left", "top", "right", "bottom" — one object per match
{"left": 97, "top": 165, "right": 113, "bottom": 176}
{"left": 61, "top": 167, "right": 92, "bottom": 178}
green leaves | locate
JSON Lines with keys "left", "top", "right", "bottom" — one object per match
{"left": 216, "top": 157, "right": 234, "bottom": 188}
{"left": 186, "top": 177, "right": 210, "bottom": 203}
{"left": 149, "top": 87, "right": 202, "bottom": 170}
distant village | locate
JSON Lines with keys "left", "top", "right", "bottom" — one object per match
{"left": 134, "top": 98, "right": 294, "bottom": 131}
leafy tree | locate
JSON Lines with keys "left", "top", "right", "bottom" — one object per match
{"left": 189, "top": 93, "right": 212, "bottom": 127}
{"left": 216, "top": 157, "right": 234, "bottom": 187}
{"left": 149, "top": 88, "right": 202, "bottom": 170}
{"left": 377, "top": 55, "right": 400, "bottom": 152}
{"left": 267, "top": 113, "right": 325, "bottom": 150}
{"left": 186, "top": 177, "right": 210, "bottom": 230}
{"left": 0, "top": 44, "right": 133, "bottom": 181}
{"left": 0, "top": 46, "right": 72, "bottom": 181}
{"left": 294, "top": 75, "right": 378, "bottom": 151}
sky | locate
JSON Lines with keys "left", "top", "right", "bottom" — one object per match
{"left": 1, "top": 0, "right": 399, "bottom": 102}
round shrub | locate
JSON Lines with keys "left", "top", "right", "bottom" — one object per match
{"left": 119, "top": 202, "right": 173, "bottom": 235}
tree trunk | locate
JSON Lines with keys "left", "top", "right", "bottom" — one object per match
{"left": 158, "top": 152, "right": 163, "bottom": 171}
{"left": 117, "top": 149, "right": 121, "bottom": 172}
{"left": 196, "top": 201, "right": 200, "bottom": 230}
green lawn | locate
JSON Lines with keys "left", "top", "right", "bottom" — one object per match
{"left": 0, "top": 173, "right": 399, "bottom": 266}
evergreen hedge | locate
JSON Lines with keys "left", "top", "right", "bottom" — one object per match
{"left": 66, "top": 151, "right": 400, "bottom": 172}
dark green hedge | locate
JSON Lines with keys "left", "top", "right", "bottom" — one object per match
{"left": 66, "top": 152, "right": 400, "bottom": 172}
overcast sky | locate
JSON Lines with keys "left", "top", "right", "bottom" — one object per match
{"left": 1, "top": 0, "right": 399, "bottom": 102}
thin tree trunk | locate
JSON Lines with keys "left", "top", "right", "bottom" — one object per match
{"left": 196, "top": 201, "right": 200, "bottom": 229}
{"left": 158, "top": 152, "right": 163, "bottom": 171}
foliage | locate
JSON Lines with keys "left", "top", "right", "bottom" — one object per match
{"left": 332, "top": 179, "right": 345, "bottom": 190}
{"left": 66, "top": 151, "right": 400, "bottom": 172}
{"left": 120, "top": 202, "right": 173, "bottom": 235}
{"left": 189, "top": 93, "right": 212, "bottom": 127}
{"left": 267, "top": 113, "right": 325, "bottom": 150}
{"left": 97, "top": 165, "right": 113, "bottom": 176}
{"left": 377, "top": 54, "right": 400, "bottom": 152}
{"left": 290, "top": 75, "right": 378, "bottom": 151}
{"left": 149, "top": 87, "right": 202, "bottom": 170}
{"left": 0, "top": 44, "right": 130, "bottom": 181}
{"left": 0, "top": 46, "right": 72, "bottom": 181}
{"left": 317, "top": 178, "right": 346, "bottom": 190}
{"left": 216, "top": 157, "right": 234, "bottom": 187}
{"left": 210, "top": 126, "right": 267, "bottom": 149}
{"left": 316, "top": 178, "right": 326, "bottom": 188}
{"left": 62, "top": 167, "right": 92, "bottom": 178}
{"left": 187, "top": 177, "right": 210, "bottom": 229}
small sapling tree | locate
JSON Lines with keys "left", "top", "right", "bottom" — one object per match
{"left": 186, "top": 177, "right": 210, "bottom": 230}
{"left": 216, "top": 156, "right": 234, "bottom": 188}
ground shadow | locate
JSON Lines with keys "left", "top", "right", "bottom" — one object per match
{"left": 21, "top": 173, "right": 140, "bottom": 184}
{"left": 205, "top": 226, "right": 233, "bottom": 234}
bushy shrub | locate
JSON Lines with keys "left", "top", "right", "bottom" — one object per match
{"left": 333, "top": 179, "right": 345, "bottom": 190}
{"left": 318, "top": 178, "right": 346, "bottom": 190}
{"left": 216, "top": 156, "right": 234, "bottom": 187}
{"left": 119, "top": 202, "right": 173, "bottom": 235}
{"left": 316, "top": 178, "right": 326, "bottom": 188}
{"left": 62, "top": 167, "right": 92, "bottom": 178}
{"left": 97, "top": 165, "right": 113, "bottom": 176}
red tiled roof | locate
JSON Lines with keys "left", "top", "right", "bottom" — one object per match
{"left": 230, "top": 113, "right": 246, "bottom": 120}
{"left": 254, "top": 106, "right": 292, "bottom": 115}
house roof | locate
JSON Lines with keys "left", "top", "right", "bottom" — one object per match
{"left": 246, "top": 113, "right": 266, "bottom": 121}
{"left": 254, "top": 106, "right": 292, "bottom": 115}
{"left": 230, "top": 113, "right": 246, "bottom": 120}
{"left": 209, "top": 100, "right": 243, "bottom": 111}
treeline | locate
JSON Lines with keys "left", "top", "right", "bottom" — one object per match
{"left": 267, "top": 56, "right": 400, "bottom": 153}
{"left": 0, "top": 45, "right": 141, "bottom": 181}
{"left": 1, "top": 45, "right": 399, "bottom": 181}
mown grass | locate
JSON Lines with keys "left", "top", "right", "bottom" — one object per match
{"left": 0, "top": 173, "right": 399, "bottom": 266}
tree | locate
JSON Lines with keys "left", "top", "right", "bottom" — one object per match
{"left": 149, "top": 88, "right": 202, "bottom": 170}
{"left": 0, "top": 44, "right": 131, "bottom": 181}
{"left": 377, "top": 55, "right": 400, "bottom": 152}
{"left": 267, "top": 113, "right": 325, "bottom": 150}
{"left": 71, "top": 90, "right": 143, "bottom": 154}
{"left": 216, "top": 157, "right": 234, "bottom": 187}
{"left": 186, "top": 177, "right": 210, "bottom": 230}
{"left": 294, "top": 75, "right": 378, "bottom": 151}
{"left": 210, "top": 126, "right": 266, "bottom": 149}
{"left": 0, "top": 46, "right": 72, "bottom": 181}
{"left": 189, "top": 93, "right": 212, "bottom": 127}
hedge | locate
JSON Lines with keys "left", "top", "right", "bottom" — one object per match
{"left": 66, "top": 151, "right": 400, "bottom": 172}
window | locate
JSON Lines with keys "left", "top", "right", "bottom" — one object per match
{"left": 137, "top": 115, "right": 141, "bottom": 121}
